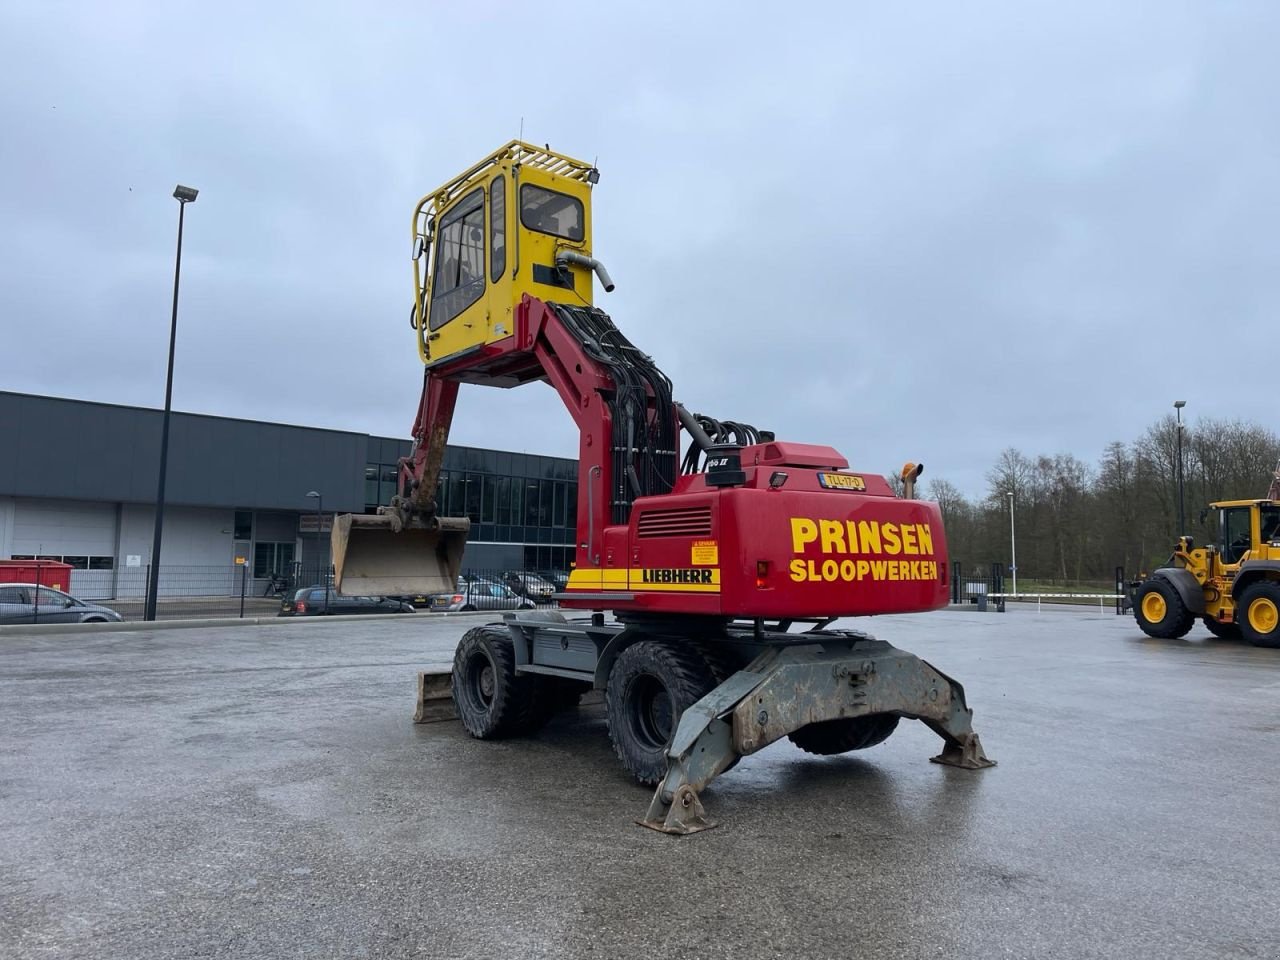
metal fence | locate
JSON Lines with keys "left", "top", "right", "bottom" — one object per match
{"left": 950, "top": 562, "right": 1131, "bottom": 614}
{"left": 49, "top": 562, "right": 569, "bottom": 622}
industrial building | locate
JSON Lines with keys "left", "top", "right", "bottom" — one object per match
{"left": 0, "top": 391, "right": 577, "bottom": 598}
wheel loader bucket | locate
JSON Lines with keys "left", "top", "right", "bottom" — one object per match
{"left": 331, "top": 513, "right": 469, "bottom": 597}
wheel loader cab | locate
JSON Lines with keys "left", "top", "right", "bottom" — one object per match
{"left": 412, "top": 141, "right": 598, "bottom": 365}
{"left": 1220, "top": 504, "right": 1255, "bottom": 565}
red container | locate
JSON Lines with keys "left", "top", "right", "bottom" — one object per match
{"left": 0, "top": 559, "right": 74, "bottom": 593}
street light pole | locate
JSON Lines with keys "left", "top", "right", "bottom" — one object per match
{"left": 307, "top": 491, "right": 327, "bottom": 610}
{"left": 1174, "top": 400, "right": 1187, "bottom": 535}
{"left": 144, "top": 184, "right": 199, "bottom": 622}
{"left": 1008, "top": 490, "right": 1017, "bottom": 599}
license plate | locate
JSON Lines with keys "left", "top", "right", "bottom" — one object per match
{"left": 817, "top": 472, "right": 866, "bottom": 492}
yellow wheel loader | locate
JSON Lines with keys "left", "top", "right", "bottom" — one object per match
{"left": 1133, "top": 466, "right": 1280, "bottom": 647}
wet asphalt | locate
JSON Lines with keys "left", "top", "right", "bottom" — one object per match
{"left": 1, "top": 606, "right": 1278, "bottom": 960}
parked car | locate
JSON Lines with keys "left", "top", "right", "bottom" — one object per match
{"left": 538, "top": 570, "right": 569, "bottom": 591}
{"left": 502, "top": 571, "right": 558, "bottom": 601}
{"left": 424, "top": 577, "right": 536, "bottom": 613}
{"left": 278, "top": 586, "right": 414, "bottom": 617}
{"left": 0, "top": 583, "right": 124, "bottom": 624}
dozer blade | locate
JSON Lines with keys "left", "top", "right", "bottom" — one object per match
{"left": 331, "top": 513, "right": 469, "bottom": 597}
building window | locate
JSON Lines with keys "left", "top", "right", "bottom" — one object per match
{"left": 89, "top": 557, "right": 114, "bottom": 571}
{"left": 63, "top": 556, "right": 89, "bottom": 570}
{"left": 234, "top": 511, "right": 252, "bottom": 540}
{"left": 254, "top": 543, "right": 295, "bottom": 578}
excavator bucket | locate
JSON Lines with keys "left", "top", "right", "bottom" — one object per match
{"left": 331, "top": 513, "right": 469, "bottom": 597}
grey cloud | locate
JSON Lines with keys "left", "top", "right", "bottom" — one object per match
{"left": 2, "top": 2, "right": 1276, "bottom": 497}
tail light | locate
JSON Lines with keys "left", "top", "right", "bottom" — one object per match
{"left": 755, "top": 560, "right": 769, "bottom": 589}
{"left": 452, "top": 594, "right": 464, "bottom": 603}
{"left": 296, "top": 601, "right": 307, "bottom": 613}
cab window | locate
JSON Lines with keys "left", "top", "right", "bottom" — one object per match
{"left": 1222, "top": 507, "right": 1253, "bottom": 564}
{"left": 520, "top": 184, "right": 584, "bottom": 241}
{"left": 490, "top": 176, "right": 506, "bottom": 282}
{"left": 430, "top": 188, "right": 486, "bottom": 330}
{"left": 1261, "top": 506, "right": 1280, "bottom": 543}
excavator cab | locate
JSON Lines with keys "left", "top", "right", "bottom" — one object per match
{"left": 412, "top": 141, "right": 603, "bottom": 365}
{"left": 332, "top": 142, "right": 606, "bottom": 596}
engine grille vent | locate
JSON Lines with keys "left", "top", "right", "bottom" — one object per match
{"left": 636, "top": 506, "right": 713, "bottom": 539}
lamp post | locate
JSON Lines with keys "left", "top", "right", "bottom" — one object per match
{"left": 1008, "top": 490, "right": 1017, "bottom": 599}
{"left": 306, "top": 491, "right": 328, "bottom": 609}
{"left": 1174, "top": 400, "right": 1187, "bottom": 535}
{"left": 144, "top": 184, "right": 199, "bottom": 622}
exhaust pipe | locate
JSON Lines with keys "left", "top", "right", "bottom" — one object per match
{"left": 556, "top": 249, "right": 615, "bottom": 292}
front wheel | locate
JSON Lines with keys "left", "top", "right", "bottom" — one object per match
{"left": 606, "top": 640, "right": 717, "bottom": 785}
{"left": 1239, "top": 582, "right": 1280, "bottom": 648}
{"left": 451, "top": 626, "right": 542, "bottom": 738}
{"left": 1133, "top": 579, "right": 1194, "bottom": 639}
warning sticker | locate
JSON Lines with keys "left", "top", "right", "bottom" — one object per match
{"left": 691, "top": 540, "right": 719, "bottom": 565}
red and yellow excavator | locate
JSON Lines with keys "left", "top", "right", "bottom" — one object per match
{"left": 332, "top": 141, "right": 993, "bottom": 833}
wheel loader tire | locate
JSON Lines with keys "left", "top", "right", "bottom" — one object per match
{"left": 787, "top": 714, "right": 900, "bottom": 756}
{"left": 451, "top": 625, "right": 542, "bottom": 739}
{"left": 606, "top": 640, "right": 717, "bottom": 786}
{"left": 1238, "top": 582, "right": 1280, "bottom": 648}
{"left": 1203, "top": 617, "right": 1241, "bottom": 641}
{"left": 1133, "top": 579, "right": 1195, "bottom": 639}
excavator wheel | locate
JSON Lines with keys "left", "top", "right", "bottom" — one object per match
{"left": 1133, "top": 579, "right": 1195, "bottom": 639}
{"left": 1202, "top": 617, "right": 1241, "bottom": 641}
{"left": 787, "top": 714, "right": 901, "bottom": 756}
{"left": 1238, "top": 582, "right": 1280, "bottom": 648}
{"left": 452, "top": 626, "right": 544, "bottom": 738}
{"left": 606, "top": 640, "right": 717, "bottom": 786}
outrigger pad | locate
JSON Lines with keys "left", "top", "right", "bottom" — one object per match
{"left": 413, "top": 670, "right": 456, "bottom": 723}
{"left": 637, "top": 784, "right": 718, "bottom": 836}
{"left": 930, "top": 732, "right": 995, "bottom": 769}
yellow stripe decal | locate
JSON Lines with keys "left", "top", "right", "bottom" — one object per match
{"left": 565, "top": 568, "right": 722, "bottom": 594}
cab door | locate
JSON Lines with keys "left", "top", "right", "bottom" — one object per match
{"left": 426, "top": 187, "right": 488, "bottom": 361}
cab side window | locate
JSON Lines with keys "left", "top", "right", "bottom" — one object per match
{"left": 1261, "top": 507, "right": 1280, "bottom": 543}
{"left": 490, "top": 176, "right": 506, "bottom": 282}
{"left": 430, "top": 188, "right": 486, "bottom": 330}
{"left": 1223, "top": 507, "right": 1253, "bottom": 563}
{"left": 520, "top": 184, "right": 584, "bottom": 241}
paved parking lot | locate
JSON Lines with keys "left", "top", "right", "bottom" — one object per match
{"left": 2, "top": 607, "right": 1278, "bottom": 959}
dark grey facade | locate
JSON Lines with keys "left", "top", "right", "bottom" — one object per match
{"left": 0, "top": 391, "right": 578, "bottom": 593}
{"left": 0, "top": 391, "right": 366, "bottom": 513}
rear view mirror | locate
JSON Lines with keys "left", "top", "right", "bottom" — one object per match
{"left": 63, "top": 598, "right": 75, "bottom": 608}
{"left": 412, "top": 236, "right": 427, "bottom": 261}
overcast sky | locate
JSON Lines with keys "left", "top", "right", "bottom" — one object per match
{"left": 2, "top": 2, "right": 1276, "bottom": 498}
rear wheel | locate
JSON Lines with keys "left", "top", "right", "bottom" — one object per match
{"left": 451, "top": 626, "right": 542, "bottom": 738}
{"left": 1239, "top": 582, "right": 1280, "bottom": 648}
{"left": 788, "top": 714, "right": 900, "bottom": 755}
{"left": 1133, "top": 579, "right": 1195, "bottom": 639}
{"left": 1203, "top": 617, "right": 1241, "bottom": 641}
{"left": 606, "top": 640, "right": 717, "bottom": 785}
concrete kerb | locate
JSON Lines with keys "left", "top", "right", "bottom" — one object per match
{"left": 0, "top": 609, "right": 499, "bottom": 638}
